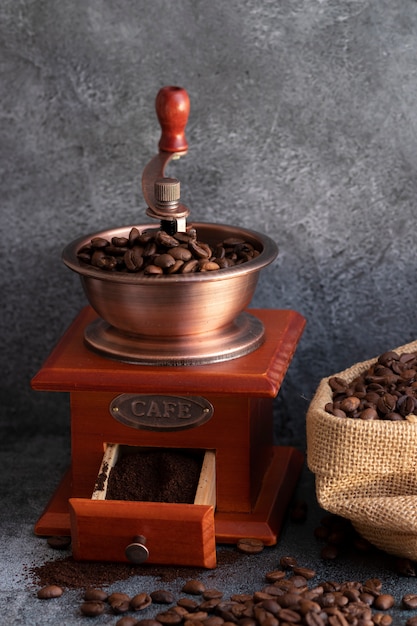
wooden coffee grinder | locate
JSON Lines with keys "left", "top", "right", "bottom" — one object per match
{"left": 32, "top": 86, "right": 305, "bottom": 569}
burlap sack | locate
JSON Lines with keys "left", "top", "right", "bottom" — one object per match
{"left": 307, "top": 339, "right": 417, "bottom": 560}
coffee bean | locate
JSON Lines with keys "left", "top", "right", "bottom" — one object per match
{"left": 373, "top": 614, "right": 393, "bottom": 625}
{"left": 265, "top": 569, "right": 286, "bottom": 583}
{"left": 169, "top": 246, "right": 192, "bottom": 261}
{"left": 304, "top": 613, "right": 326, "bottom": 625}
{"left": 182, "top": 610, "right": 209, "bottom": 621}
{"left": 182, "top": 579, "right": 206, "bottom": 595}
{"left": 340, "top": 396, "right": 361, "bottom": 413}
{"left": 230, "top": 593, "right": 254, "bottom": 603}
{"left": 37, "top": 584, "right": 63, "bottom": 599}
{"left": 131, "top": 593, "right": 153, "bottom": 611}
{"left": 171, "top": 606, "right": 190, "bottom": 617}
{"left": 80, "top": 600, "right": 106, "bottom": 616}
{"left": 253, "top": 591, "right": 275, "bottom": 602}
{"left": 360, "top": 407, "right": 379, "bottom": 420}
{"left": 109, "top": 592, "right": 131, "bottom": 614}
{"left": 279, "top": 555, "right": 298, "bottom": 569}
{"left": 124, "top": 248, "right": 144, "bottom": 271}
{"left": 292, "top": 566, "right": 316, "bottom": 580}
{"left": 177, "top": 597, "right": 200, "bottom": 610}
{"left": 150, "top": 590, "right": 175, "bottom": 604}
{"left": 144, "top": 263, "right": 164, "bottom": 275}
{"left": 373, "top": 594, "right": 395, "bottom": 610}
{"left": 199, "top": 260, "right": 221, "bottom": 271}
{"left": 112, "top": 599, "right": 132, "bottom": 614}
{"left": 403, "top": 593, "right": 417, "bottom": 609}
{"left": 237, "top": 538, "right": 265, "bottom": 554}
{"left": 258, "top": 598, "right": 280, "bottom": 614}
{"left": 180, "top": 259, "right": 200, "bottom": 273}
{"left": 91, "top": 236, "right": 109, "bottom": 248}
{"left": 46, "top": 535, "right": 71, "bottom": 550}
{"left": 359, "top": 592, "right": 374, "bottom": 605}
{"left": 156, "top": 231, "right": 180, "bottom": 248}
{"left": 117, "top": 617, "right": 140, "bottom": 626}
{"left": 109, "top": 592, "right": 131, "bottom": 604}
{"left": 155, "top": 609, "right": 184, "bottom": 624}
{"left": 84, "top": 587, "right": 108, "bottom": 602}
{"left": 199, "top": 598, "right": 222, "bottom": 611}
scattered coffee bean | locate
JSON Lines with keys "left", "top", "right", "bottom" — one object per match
{"left": 131, "top": 592, "right": 153, "bottom": 611}
{"left": 37, "top": 584, "right": 63, "bottom": 599}
{"left": 177, "top": 597, "right": 200, "bottom": 610}
{"left": 265, "top": 569, "right": 286, "bottom": 582}
{"left": 292, "top": 566, "right": 317, "bottom": 580}
{"left": 109, "top": 592, "right": 131, "bottom": 604}
{"left": 279, "top": 555, "right": 298, "bottom": 569}
{"left": 108, "top": 592, "right": 132, "bottom": 614}
{"left": 182, "top": 580, "right": 206, "bottom": 595}
{"left": 150, "top": 589, "right": 175, "bottom": 604}
{"left": 46, "top": 535, "right": 71, "bottom": 550}
{"left": 80, "top": 600, "right": 106, "bottom": 616}
{"left": 403, "top": 593, "right": 417, "bottom": 609}
{"left": 373, "top": 594, "right": 395, "bottom": 610}
{"left": 84, "top": 587, "right": 108, "bottom": 602}
{"left": 237, "top": 538, "right": 265, "bottom": 554}
{"left": 182, "top": 609, "right": 209, "bottom": 621}
{"left": 112, "top": 599, "right": 132, "bottom": 614}
{"left": 372, "top": 613, "right": 390, "bottom": 625}
{"left": 116, "top": 617, "right": 140, "bottom": 626}
{"left": 364, "top": 577, "right": 382, "bottom": 592}
{"left": 155, "top": 609, "right": 184, "bottom": 624}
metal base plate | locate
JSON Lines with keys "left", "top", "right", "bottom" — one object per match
{"left": 84, "top": 312, "right": 265, "bottom": 366}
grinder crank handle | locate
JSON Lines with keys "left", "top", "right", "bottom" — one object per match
{"left": 156, "top": 85, "right": 190, "bottom": 153}
{"left": 142, "top": 86, "right": 190, "bottom": 212}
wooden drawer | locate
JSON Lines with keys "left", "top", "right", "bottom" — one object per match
{"left": 69, "top": 446, "right": 217, "bottom": 568}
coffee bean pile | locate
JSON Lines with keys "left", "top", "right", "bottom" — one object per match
{"left": 77, "top": 227, "right": 260, "bottom": 275}
{"left": 325, "top": 350, "right": 417, "bottom": 421}
{"left": 36, "top": 556, "right": 417, "bottom": 625}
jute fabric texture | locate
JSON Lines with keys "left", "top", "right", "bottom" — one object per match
{"left": 307, "top": 340, "right": 417, "bottom": 560}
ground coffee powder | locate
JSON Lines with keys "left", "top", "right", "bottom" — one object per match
{"left": 27, "top": 550, "right": 241, "bottom": 590}
{"left": 105, "top": 449, "right": 202, "bottom": 503}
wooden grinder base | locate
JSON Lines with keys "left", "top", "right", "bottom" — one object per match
{"left": 32, "top": 307, "right": 305, "bottom": 567}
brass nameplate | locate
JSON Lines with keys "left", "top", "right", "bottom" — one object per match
{"left": 110, "top": 394, "right": 214, "bottom": 432}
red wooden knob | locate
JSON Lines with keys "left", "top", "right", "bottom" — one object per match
{"left": 155, "top": 86, "right": 190, "bottom": 153}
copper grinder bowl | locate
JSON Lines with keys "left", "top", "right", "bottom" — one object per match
{"left": 62, "top": 222, "right": 278, "bottom": 364}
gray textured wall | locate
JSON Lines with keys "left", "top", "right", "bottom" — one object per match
{"left": 2, "top": 0, "right": 417, "bottom": 450}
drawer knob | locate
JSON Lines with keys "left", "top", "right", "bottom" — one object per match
{"left": 125, "top": 535, "right": 149, "bottom": 564}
